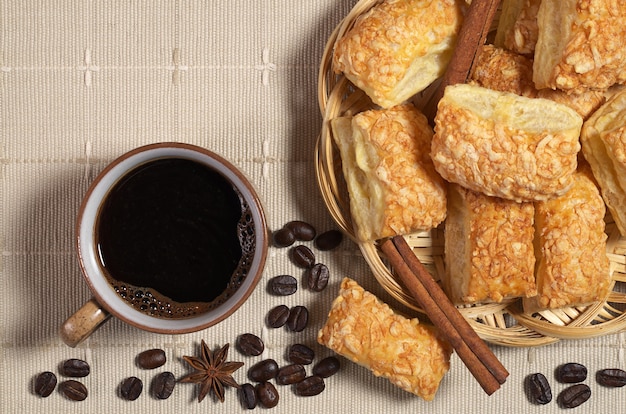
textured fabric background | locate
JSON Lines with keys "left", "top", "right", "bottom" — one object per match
{"left": 1, "top": 1, "right": 625, "bottom": 413}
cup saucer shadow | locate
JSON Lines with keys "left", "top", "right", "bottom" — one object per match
{"left": 5, "top": 167, "right": 93, "bottom": 345}
{"left": 282, "top": 2, "right": 351, "bottom": 230}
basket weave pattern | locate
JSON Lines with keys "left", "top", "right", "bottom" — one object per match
{"left": 315, "top": 0, "right": 626, "bottom": 347}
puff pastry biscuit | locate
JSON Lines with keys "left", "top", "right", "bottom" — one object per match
{"left": 331, "top": 104, "right": 447, "bottom": 242}
{"left": 444, "top": 183, "right": 537, "bottom": 304}
{"left": 524, "top": 165, "right": 611, "bottom": 311}
{"left": 581, "top": 87, "right": 626, "bottom": 236}
{"left": 494, "top": 0, "right": 540, "bottom": 56}
{"left": 318, "top": 278, "right": 452, "bottom": 401}
{"left": 536, "top": 88, "right": 606, "bottom": 122}
{"left": 470, "top": 44, "right": 537, "bottom": 97}
{"left": 470, "top": 45, "right": 606, "bottom": 120}
{"left": 431, "top": 84, "right": 583, "bottom": 202}
{"left": 533, "top": 0, "right": 626, "bottom": 93}
{"left": 333, "top": 0, "right": 466, "bottom": 108}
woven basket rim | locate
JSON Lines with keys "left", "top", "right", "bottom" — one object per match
{"left": 315, "top": 0, "right": 626, "bottom": 347}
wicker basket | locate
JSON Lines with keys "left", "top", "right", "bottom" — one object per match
{"left": 315, "top": 0, "right": 626, "bottom": 347}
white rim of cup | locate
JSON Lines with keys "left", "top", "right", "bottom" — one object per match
{"left": 76, "top": 142, "right": 268, "bottom": 334}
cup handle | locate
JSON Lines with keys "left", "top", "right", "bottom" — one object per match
{"left": 59, "top": 298, "right": 111, "bottom": 347}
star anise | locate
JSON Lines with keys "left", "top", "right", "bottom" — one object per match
{"left": 179, "top": 340, "right": 244, "bottom": 403}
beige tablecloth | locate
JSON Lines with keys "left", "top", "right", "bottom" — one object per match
{"left": 1, "top": 1, "right": 625, "bottom": 413}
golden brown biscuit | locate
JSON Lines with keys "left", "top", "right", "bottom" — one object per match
{"left": 533, "top": 0, "right": 626, "bottom": 93}
{"left": 431, "top": 84, "right": 583, "bottom": 202}
{"left": 524, "top": 166, "right": 611, "bottom": 311}
{"left": 470, "top": 45, "right": 606, "bottom": 120}
{"left": 331, "top": 104, "right": 447, "bottom": 242}
{"left": 333, "top": 0, "right": 466, "bottom": 108}
{"left": 318, "top": 278, "right": 452, "bottom": 401}
{"left": 536, "top": 88, "right": 606, "bottom": 121}
{"left": 494, "top": 0, "right": 541, "bottom": 56}
{"left": 470, "top": 45, "right": 537, "bottom": 97}
{"left": 444, "top": 183, "right": 537, "bottom": 304}
{"left": 581, "top": 87, "right": 626, "bottom": 236}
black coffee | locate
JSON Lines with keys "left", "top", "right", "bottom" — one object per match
{"left": 96, "top": 158, "right": 256, "bottom": 319}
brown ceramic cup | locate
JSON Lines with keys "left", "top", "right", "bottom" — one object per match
{"left": 59, "top": 143, "right": 268, "bottom": 347}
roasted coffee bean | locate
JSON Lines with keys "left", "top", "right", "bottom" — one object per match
{"left": 34, "top": 371, "right": 57, "bottom": 398}
{"left": 152, "top": 371, "right": 176, "bottom": 400}
{"left": 273, "top": 227, "right": 295, "bottom": 247}
{"left": 288, "top": 343, "right": 315, "bottom": 365}
{"left": 256, "top": 381, "right": 279, "bottom": 408}
{"left": 62, "top": 359, "right": 90, "bottom": 377}
{"left": 248, "top": 358, "right": 279, "bottom": 382}
{"left": 314, "top": 229, "right": 343, "bottom": 251}
{"left": 307, "top": 263, "right": 330, "bottom": 292}
{"left": 525, "top": 373, "right": 552, "bottom": 405}
{"left": 267, "top": 304, "right": 290, "bottom": 328}
{"left": 276, "top": 364, "right": 306, "bottom": 385}
{"left": 558, "top": 383, "right": 591, "bottom": 409}
{"left": 136, "top": 348, "right": 166, "bottom": 369}
{"left": 237, "top": 333, "right": 265, "bottom": 356}
{"left": 239, "top": 383, "right": 257, "bottom": 409}
{"left": 60, "top": 380, "right": 88, "bottom": 401}
{"left": 287, "top": 305, "right": 309, "bottom": 332}
{"left": 269, "top": 275, "right": 298, "bottom": 296}
{"left": 295, "top": 375, "right": 325, "bottom": 397}
{"left": 313, "top": 356, "right": 341, "bottom": 378}
{"left": 558, "top": 362, "right": 587, "bottom": 383}
{"left": 290, "top": 245, "right": 315, "bottom": 268}
{"left": 120, "top": 376, "right": 143, "bottom": 401}
{"left": 285, "top": 220, "right": 316, "bottom": 241}
{"left": 596, "top": 368, "right": 626, "bottom": 387}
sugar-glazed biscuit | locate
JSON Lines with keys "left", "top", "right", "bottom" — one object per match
{"left": 533, "top": 0, "right": 626, "bottom": 93}
{"left": 470, "top": 45, "right": 605, "bottom": 120}
{"left": 333, "top": 0, "right": 466, "bottom": 108}
{"left": 431, "top": 84, "right": 582, "bottom": 202}
{"left": 470, "top": 44, "right": 537, "bottom": 97}
{"left": 581, "top": 87, "right": 626, "bottom": 236}
{"left": 494, "top": 0, "right": 541, "bottom": 56}
{"left": 524, "top": 165, "right": 611, "bottom": 311}
{"left": 331, "top": 104, "right": 446, "bottom": 242}
{"left": 318, "top": 278, "right": 452, "bottom": 401}
{"left": 444, "top": 183, "right": 537, "bottom": 304}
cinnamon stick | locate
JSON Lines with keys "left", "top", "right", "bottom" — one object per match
{"left": 376, "top": 0, "right": 507, "bottom": 396}
{"left": 379, "top": 237, "right": 508, "bottom": 395}
{"left": 423, "top": 0, "right": 501, "bottom": 122}
{"left": 391, "top": 236, "right": 509, "bottom": 384}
